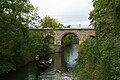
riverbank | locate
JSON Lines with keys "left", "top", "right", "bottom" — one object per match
{"left": 0, "top": 44, "right": 79, "bottom": 80}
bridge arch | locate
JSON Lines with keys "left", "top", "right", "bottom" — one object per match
{"left": 61, "top": 32, "right": 79, "bottom": 45}
{"left": 54, "top": 30, "right": 85, "bottom": 45}
{"left": 45, "top": 35, "right": 54, "bottom": 44}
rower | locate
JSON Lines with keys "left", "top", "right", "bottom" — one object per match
{"left": 35, "top": 54, "right": 40, "bottom": 61}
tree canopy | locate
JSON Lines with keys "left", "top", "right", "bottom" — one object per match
{"left": 89, "top": 0, "right": 120, "bottom": 37}
{"left": 74, "top": 0, "right": 120, "bottom": 80}
{"left": 0, "top": 0, "right": 35, "bottom": 74}
{"left": 41, "top": 16, "right": 64, "bottom": 28}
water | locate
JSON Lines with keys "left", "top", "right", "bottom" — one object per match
{"left": 0, "top": 44, "right": 78, "bottom": 80}
{"left": 64, "top": 44, "right": 78, "bottom": 69}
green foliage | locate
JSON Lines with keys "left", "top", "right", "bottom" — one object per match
{"left": 0, "top": 0, "right": 34, "bottom": 74}
{"left": 89, "top": 0, "right": 120, "bottom": 37}
{"left": 0, "top": 0, "right": 53, "bottom": 75}
{"left": 63, "top": 35, "right": 73, "bottom": 46}
{"left": 28, "top": 8, "right": 41, "bottom": 28}
{"left": 45, "top": 36, "right": 54, "bottom": 44}
{"left": 74, "top": 0, "right": 120, "bottom": 79}
{"left": 74, "top": 36, "right": 120, "bottom": 80}
{"left": 63, "top": 34, "right": 78, "bottom": 46}
{"left": 73, "top": 38, "right": 103, "bottom": 80}
{"left": 0, "top": 62, "right": 15, "bottom": 74}
{"left": 41, "top": 16, "right": 64, "bottom": 28}
{"left": 100, "top": 35, "right": 120, "bottom": 80}
{"left": 40, "top": 16, "right": 64, "bottom": 42}
{"left": 29, "top": 32, "right": 51, "bottom": 58}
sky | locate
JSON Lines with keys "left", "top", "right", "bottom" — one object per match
{"left": 29, "top": 0, "right": 94, "bottom": 26}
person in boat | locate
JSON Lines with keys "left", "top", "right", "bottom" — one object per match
{"left": 35, "top": 54, "right": 40, "bottom": 61}
{"left": 46, "top": 58, "right": 52, "bottom": 64}
{"left": 40, "top": 58, "right": 52, "bottom": 65}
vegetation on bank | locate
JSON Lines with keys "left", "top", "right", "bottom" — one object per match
{"left": 74, "top": 0, "right": 120, "bottom": 80}
{"left": 0, "top": 0, "right": 35, "bottom": 74}
{"left": 0, "top": 0, "right": 49, "bottom": 74}
{"left": 74, "top": 35, "right": 120, "bottom": 80}
{"left": 0, "top": 0, "right": 65, "bottom": 74}
{"left": 29, "top": 31, "right": 51, "bottom": 60}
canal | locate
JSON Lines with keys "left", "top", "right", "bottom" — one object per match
{"left": 0, "top": 44, "right": 78, "bottom": 80}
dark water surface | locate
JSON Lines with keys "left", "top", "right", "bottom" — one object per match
{"left": 0, "top": 44, "right": 78, "bottom": 80}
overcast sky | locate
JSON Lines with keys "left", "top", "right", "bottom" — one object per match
{"left": 30, "top": 0, "right": 93, "bottom": 26}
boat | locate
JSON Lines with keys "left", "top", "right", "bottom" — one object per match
{"left": 36, "top": 58, "right": 53, "bottom": 68}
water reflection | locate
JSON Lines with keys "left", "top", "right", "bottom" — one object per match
{"left": 0, "top": 44, "right": 78, "bottom": 80}
{"left": 64, "top": 44, "right": 78, "bottom": 69}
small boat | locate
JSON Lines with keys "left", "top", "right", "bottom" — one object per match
{"left": 36, "top": 58, "right": 53, "bottom": 68}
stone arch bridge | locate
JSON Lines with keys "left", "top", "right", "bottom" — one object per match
{"left": 29, "top": 28, "right": 95, "bottom": 52}
{"left": 30, "top": 28, "right": 95, "bottom": 45}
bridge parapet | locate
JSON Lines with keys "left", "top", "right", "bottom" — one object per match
{"left": 29, "top": 27, "right": 94, "bottom": 30}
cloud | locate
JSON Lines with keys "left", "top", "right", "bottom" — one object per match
{"left": 30, "top": 0, "right": 93, "bottom": 26}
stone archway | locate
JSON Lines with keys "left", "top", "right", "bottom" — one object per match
{"left": 54, "top": 29, "right": 86, "bottom": 45}
{"left": 45, "top": 35, "right": 54, "bottom": 44}
{"left": 60, "top": 32, "right": 79, "bottom": 45}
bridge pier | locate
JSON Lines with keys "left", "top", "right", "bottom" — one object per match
{"left": 54, "top": 40, "right": 61, "bottom": 45}
{"left": 79, "top": 41, "right": 83, "bottom": 45}
{"left": 50, "top": 40, "right": 83, "bottom": 53}
{"left": 49, "top": 44, "right": 62, "bottom": 53}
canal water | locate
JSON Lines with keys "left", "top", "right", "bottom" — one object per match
{"left": 0, "top": 44, "right": 78, "bottom": 80}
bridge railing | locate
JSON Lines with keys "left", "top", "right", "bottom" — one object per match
{"left": 29, "top": 27, "right": 94, "bottom": 30}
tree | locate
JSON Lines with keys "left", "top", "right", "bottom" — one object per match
{"left": 41, "top": 16, "right": 64, "bottom": 28}
{"left": 74, "top": 0, "right": 120, "bottom": 80}
{"left": 89, "top": 0, "right": 120, "bottom": 37}
{"left": 67, "top": 25, "right": 71, "bottom": 28}
{"left": 28, "top": 8, "right": 41, "bottom": 28}
{"left": 90, "top": 1, "right": 120, "bottom": 79}
{"left": 29, "top": 31, "right": 51, "bottom": 59}
{"left": 0, "top": 0, "right": 35, "bottom": 74}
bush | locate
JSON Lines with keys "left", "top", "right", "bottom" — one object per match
{"left": 29, "top": 31, "right": 51, "bottom": 59}
{"left": 0, "top": 24, "right": 30, "bottom": 74}
{"left": 73, "top": 38, "right": 103, "bottom": 80}
{"left": 73, "top": 35, "right": 120, "bottom": 80}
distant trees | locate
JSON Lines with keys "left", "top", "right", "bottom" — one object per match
{"left": 41, "top": 16, "right": 64, "bottom": 28}
{"left": 66, "top": 25, "right": 71, "bottom": 28}
{"left": 74, "top": 0, "right": 120, "bottom": 80}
